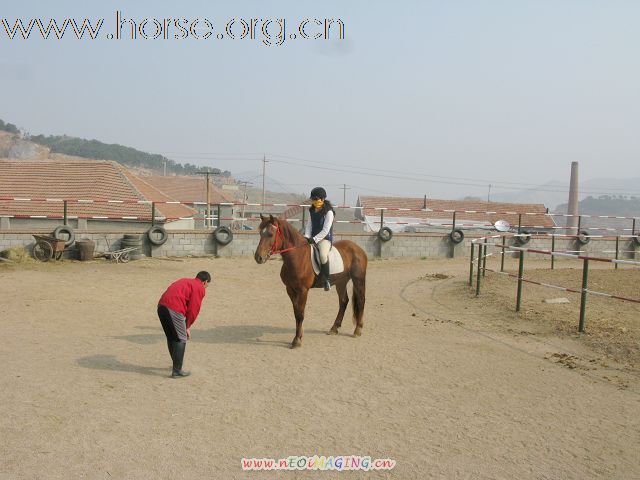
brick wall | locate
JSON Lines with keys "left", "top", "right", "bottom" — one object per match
{"left": 1, "top": 229, "right": 637, "bottom": 261}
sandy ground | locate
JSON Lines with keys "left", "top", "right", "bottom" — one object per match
{"left": 0, "top": 255, "right": 639, "bottom": 479}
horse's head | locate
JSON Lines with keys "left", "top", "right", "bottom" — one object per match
{"left": 254, "top": 214, "right": 279, "bottom": 264}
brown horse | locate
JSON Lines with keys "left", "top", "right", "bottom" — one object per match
{"left": 254, "top": 215, "right": 367, "bottom": 348}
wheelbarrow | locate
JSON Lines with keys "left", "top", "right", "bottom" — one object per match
{"left": 32, "top": 234, "right": 67, "bottom": 262}
{"left": 96, "top": 247, "right": 139, "bottom": 263}
{"left": 94, "top": 236, "right": 140, "bottom": 263}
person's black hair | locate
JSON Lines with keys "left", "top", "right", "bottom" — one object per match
{"left": 196, "top": 271, "right": 211, "bottom": 283}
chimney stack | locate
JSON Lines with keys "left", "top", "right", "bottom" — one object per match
{"left": 566, "top": 162, "right": 579, "bottom": 234}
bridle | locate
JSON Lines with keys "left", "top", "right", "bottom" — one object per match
{"left": 265, "top": 222, "right": 303, "bottom": 258}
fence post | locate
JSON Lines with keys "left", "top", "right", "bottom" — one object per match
{"left": 469, "top": 241, "right": 475, "bottom": 286}
{"left": 500, "top": 235, "right": 505, "bottom": 272}
{"left": 451, "top": 211, "right": 456, "bottom": 232}
{"left": 632, "top": 217, "right": 637, "bottom": 260}
{"left": 578, "top": 258, "right": 589, "bottom": 332}
{"left": 63, "top": 200, "right": 68, "bottom": 226}
{"left": 551, "top": 235, "right": 555, "bottom": 270}
{"left": 151, "top": 202, "right": 156, "bottom": 226}
{"left": 518, "top": 213, "right": 522, "bottom": 234}
{"left": 217, "top": 204, "right": 221, "bottom": 228}
{"left": 516, "top": 250, "right": 525, "bottom": 312}
{"left": 577, "top": 215, "right": 582, "bottom": 234}
{"left": 482, "top": 238, "right": 487, "bottom": 277}
{"left": 475, "top": 243, "right": 482, "bottom": 297}
{"left": 380, "top": 209, "right": 384, "bottom": 230}
{"left": 615, "top": 236, "right": 619, "bottom": 270}
{"left": 301, "top": 207, "right": 306, "bottom": 233}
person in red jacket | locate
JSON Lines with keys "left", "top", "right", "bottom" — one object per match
{"left": 157, "top": 271, "right": 211, "bottom": 378}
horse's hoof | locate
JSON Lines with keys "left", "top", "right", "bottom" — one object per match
{"left": 291, "top": 338, "right": 302, "bottom": 348}
{"left": 353, "top": 327, "right": 362, "bottom": 337}
{"left": 327, "top": 327, "right": 339, "bottom": 335}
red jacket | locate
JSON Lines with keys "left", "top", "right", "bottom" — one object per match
{"left": 158, "top": 278, "right": 207, "bottom": 328}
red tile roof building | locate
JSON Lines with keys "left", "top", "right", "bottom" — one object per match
{"left": 133, "top": 174, "right": 236, "bottom": 205}
{"left": 0, "top": 158, "right": 195, "bottom": 221}
{"left": 356, "top": 196, "right": 555, "bottom": 231}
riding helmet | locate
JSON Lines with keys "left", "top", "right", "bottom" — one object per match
{"left": 310, "top": 187, "right": 327, "bottom": 199}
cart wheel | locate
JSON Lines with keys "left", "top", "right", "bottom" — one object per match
{"left": 120, "top": 252, "right": 130, "bottom": 263}
{"left": 33, "top": 242, "right": 53, "bottom": 262}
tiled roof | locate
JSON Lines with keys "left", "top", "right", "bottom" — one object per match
{"left": 0, "top": 158, "right": 195, "bottom": 220}
{"left": 139, "top": 175, "right": 236, "bottom": 205}
{"left": 357, "top": 196, "right": 555, "bottom": 228}
{"left": 0, "top": 158, "right": 151, "bottom": 218}
{"left": 118, "top": 168, "right": 196, "bottom": 219}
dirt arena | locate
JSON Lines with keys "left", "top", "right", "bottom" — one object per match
{"left": 1, "top": 255, "right": 639, "bottom": 479}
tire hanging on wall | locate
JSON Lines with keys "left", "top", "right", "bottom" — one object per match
{"left": 53, "top": 225, "right": 75, "bottom": 247}
{"left": 449, "top": 229, "right": 464, "bottom": 244}
{"left": 213, "top": 226, "right": 233, "bottom": 246}
{"left": 147, "top": 225, "right": 168, "bottom": 246}
{"left": 378, "top": 227, "right": 393, "bottom": 242}
{"left": 576, "top": 230, "right": 591, "bottom": 245}
{"left": 515, "top": 231, "right": 531, "bottom": 246}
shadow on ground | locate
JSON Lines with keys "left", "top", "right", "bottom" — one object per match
{"left": 113, "top": 325, "right": 330, "bottom": 349}
{"left": 76, "top": 354, "right": 168, "bottom": 377}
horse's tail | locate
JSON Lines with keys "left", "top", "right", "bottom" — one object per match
{"left": 351, "top": 267, "right": 366, "bottom": 327}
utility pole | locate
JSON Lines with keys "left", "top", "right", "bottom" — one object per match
{"left": 487, "top": 184, "right": 492, "bottom": 203}
{"left": 340, "top": 183, "right": 351, "bottom": 207}
{"left": 237, "top": 181, "right": 252, "bottom": 225}
{"left": 197, "top": 170, "right": 212, "bottom": 228}
{"left": 261, "top": 155, "right": 268, "bottom": 209}
{"left": 163, "top": 161, "right": 167, "bottom": 177}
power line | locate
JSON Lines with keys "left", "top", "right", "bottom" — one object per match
{"left": 161, "top": 151, "right": 640, "bottom": 197}
{"left": 266, "top": 158, "right": 640, "bottom": 196}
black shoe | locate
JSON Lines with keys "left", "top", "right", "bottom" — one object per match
{"left": 170, "top": 341, "right": 191, "bottom": 378}
{"left": 321, "top": 261, "right": 331, "bottom": 291}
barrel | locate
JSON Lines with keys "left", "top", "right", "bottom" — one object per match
{"left": 75, "top": 239, "right": 95, "bottom": 261}
{"left": 121, "top": 234, "right": 143, "bottom": 260}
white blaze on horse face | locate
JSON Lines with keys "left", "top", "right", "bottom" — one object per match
{"left": 260, "top": 226, "right": 273, "bottom": 238}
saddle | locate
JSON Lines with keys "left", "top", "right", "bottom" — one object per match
{"left": 310, "top": 245, "right": 345, "bottom": 275}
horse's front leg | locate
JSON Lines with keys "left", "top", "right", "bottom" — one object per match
{"left": 286, "top": 286, "right": 309, "bottom": 348}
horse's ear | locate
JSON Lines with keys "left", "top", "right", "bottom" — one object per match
{"left": 269, "top": 214, "right": 274, "bottom": 223}
{"left": 259, "top": 214, "right": 265, "bottom": 221}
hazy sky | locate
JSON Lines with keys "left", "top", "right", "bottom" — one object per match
{"left": 1, "top": 0, "right": 639, "bottom": 204}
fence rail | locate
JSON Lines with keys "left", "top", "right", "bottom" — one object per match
{"left": 2, "top": 198, "right": 640, "bottom": 238}
{"left": 469, "top": 234, "right": 640, "bottom": 332}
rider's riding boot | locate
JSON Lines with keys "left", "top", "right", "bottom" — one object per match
{"left": 171, "top": 341, "right": 191, "bottom": 378}
{"left": 321, "top": 261, "right": 331, "bottom": 291}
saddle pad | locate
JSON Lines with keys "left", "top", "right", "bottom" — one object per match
{"left": 310, "top": 246, "right": 345, "bottom": 275}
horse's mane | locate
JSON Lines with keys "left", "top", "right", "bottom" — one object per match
{"left": 276, "top": 217, "right": 304, "bottom": 246}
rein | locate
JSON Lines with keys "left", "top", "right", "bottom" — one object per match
{"left": 268, "top": 223, "right": 305, "bottom": 257}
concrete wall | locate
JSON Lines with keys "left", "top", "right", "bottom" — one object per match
{"left": 1, "top": 229, "right": 637, "bottom": 261}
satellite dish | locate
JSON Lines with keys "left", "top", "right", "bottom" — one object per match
{"left": 494, "top": 220, "right": 511, "bottom": 232}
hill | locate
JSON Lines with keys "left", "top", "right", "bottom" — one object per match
{"left": 554, "top": 195, "right": 639, "bottom": 232}
{"left": 27, "top": 134, "right": 208, "bottom": 176}
{"left": 0, "top": 117, "right": 231, "bottom": 177}
{"left": 491, "top": 178, "right": 640, "bottom": 211}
